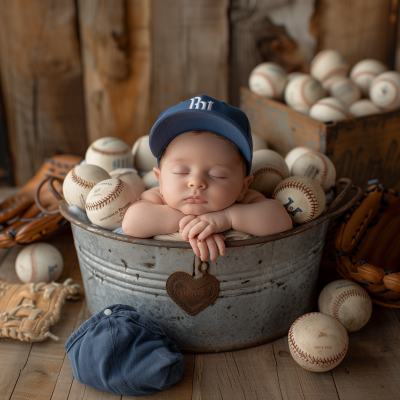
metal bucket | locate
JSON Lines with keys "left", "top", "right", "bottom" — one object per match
{"left": 60, "top": 179, "right": 361, "bottom": 353}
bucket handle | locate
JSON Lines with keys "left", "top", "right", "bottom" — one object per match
{"left": 323, "top": 178, "right": 363, "bottom": 220}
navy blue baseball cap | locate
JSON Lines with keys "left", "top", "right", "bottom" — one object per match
{"left": 65, "top": 305, "right": 185, "bottom": 396}
{"left": 149, "top": 95, "right": 253, "bottom": 174}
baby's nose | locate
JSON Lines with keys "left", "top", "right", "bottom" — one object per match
{"left": 188, "top": 174, "right": 207, "bottom": 189}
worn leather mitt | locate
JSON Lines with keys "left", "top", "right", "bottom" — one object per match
{"left": 0, "top": 155, "right": 82, "bottom": 248}
{"left": 335, "top": 181, "right": 400, "bottom": 307}
{"left": 0, "top": 278, "right": 81, "bottom": 342}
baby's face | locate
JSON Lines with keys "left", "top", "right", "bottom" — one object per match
{"left": 154, "top": 131, "right": 253, "bottom": 215}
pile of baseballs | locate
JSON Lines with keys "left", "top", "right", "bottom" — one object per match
{"left": 249, "top": 50, "right": 399, "bottom": 122}
{"left": 288, "top": 279, "right": 372, "bottom": 372}
{"left": 250, "top": 146, "right": 336, "bottom": 224}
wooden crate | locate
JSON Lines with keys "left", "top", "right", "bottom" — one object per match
{"left": 240, "top": 87, "right": 400, "bottom": 191}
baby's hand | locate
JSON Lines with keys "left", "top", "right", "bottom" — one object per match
{"left": 189, "top": 234, "right": 226, "bottom": 261}
{"left": 179, "top": 211, "right": 231, "bottom": 241}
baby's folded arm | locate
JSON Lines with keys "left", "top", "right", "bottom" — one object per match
{"left": 122, "top": 189, "right": 184, "bottom": 238}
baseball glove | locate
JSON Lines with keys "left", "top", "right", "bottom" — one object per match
{"left": 0, "top": 278, "right": 81, "bottom": 342}
{"left": 0, "top": 155, "right": 82, "bottom": 248}
{"left": 335, "top": 180, "right": 400, "bottom": 307}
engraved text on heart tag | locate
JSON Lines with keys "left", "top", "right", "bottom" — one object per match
{"left": 166, "top": 262, "right": 220, "bottom": 316}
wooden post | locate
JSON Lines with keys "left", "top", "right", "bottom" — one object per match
{"left": 0, "top": 0, "right": 87, "bottom": 185}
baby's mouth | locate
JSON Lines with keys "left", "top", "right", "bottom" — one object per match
{"left": 184, "top": 196, "right": 207, "bottom": 204}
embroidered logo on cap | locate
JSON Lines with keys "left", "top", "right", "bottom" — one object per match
{"left": 189, "top": 97, "right": 214, "bottom": 110}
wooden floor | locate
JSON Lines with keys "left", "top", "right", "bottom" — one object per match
{"left": 1, "top": 188, "right": 400, "bottom": 400}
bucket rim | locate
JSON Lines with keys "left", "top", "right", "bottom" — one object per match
{"left": 59, "top": 178, "right": 362, "bottom": 249}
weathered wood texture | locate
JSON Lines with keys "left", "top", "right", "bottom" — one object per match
{"left": 0, "top": 0, "right": 87, "bottom": 186}
{"left": 78, "top": 0, "right": 151, "bottom": 147}
{"left": 151, "top": 0, "right": 229, "bottom": 122}
{"left": 241, "top": 88, "right": 400, "bottom": 191}
{"left": 0, "top": 88, "right": 13, "bottom": 186}
{"left": 314, "top": 0, "right": 399, "bottom": 69}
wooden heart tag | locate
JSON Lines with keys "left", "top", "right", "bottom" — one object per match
{"left": 166, "top": 261, "right": 220, "bottom": 316}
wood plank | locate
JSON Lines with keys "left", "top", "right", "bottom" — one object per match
{"left": 192, "top": 344, "right": 282, "bottom": 400}
{"left": 315, "top": 0, "right": 399, "bottom": 69}
{"left": 0, "top": 0, "right": 87, "bottom": 186}
{"left": 78, "top": 0, "right": 151, "bottom": 146}
{"left": 151, "top": 0, "right": 229, "bottom": 121}
{"left": 272, "top": 337, "right": 339, "bottom": 400}
{"left": 0, "top": 87, "right": 14, "bottom": 187}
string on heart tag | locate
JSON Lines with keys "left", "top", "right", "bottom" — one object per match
{"left": 166, "top": 261, "right": 220, "bottom": 316}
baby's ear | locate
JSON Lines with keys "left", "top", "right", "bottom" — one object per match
{"left": 237, "top": 174, "right": 253, "bottom": 202}
{"left": 153, "top": 167, "right": 162, "bottom": 194}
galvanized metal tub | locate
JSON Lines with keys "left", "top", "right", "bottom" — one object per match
{"left": 60, "top": 179, "right": 361, "bottom": 353}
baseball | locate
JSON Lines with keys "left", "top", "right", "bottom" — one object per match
{"left": 249, "top": 149, "right": 290, "bottom": 198}
{"left": 288, "top": 312, "right": 349, "bottom": 372}
{"left": 109, "top": 168, "right": 145, "bottom": 197}
{"left": 85, "top": 137, "right": 133, "bottom": 172}
{"left": 248, "top": 62, "right": 287, "bottom": 99}
{"left": 63, "top": 164, "right": 111, "bottom": 211}
{"left": 142, "top": 170, "right": 159, "bottom": 190}
{"left": 310, "top": 49, "right": 349, "bottom": 82}
{"left": 284, "top": 146, "right": 314, "bottom": 172}
{"left": 86, "top": 179, "right": 137, "bottom": 230}
{"left": 284, "top": 75, "right": 326, "bottom": 112}
{"left": 349, "top": 99, "right": 381, "bottom": 117}
{"left": 272, "top": 176, "right": 326, "bottom": 224}
{"left": 252, "top": 133, "right": 268, "bottom": 152}
{"left": 309, "top": 97, "right": 350, "bottom": 122}
{"left": 290, "top": 151, "right": 336, "bottom": 193}
{"left": 350, "top": 59, "right": 388, "bottom": 96}
{"left": 287, "top": 72, "right": 307, "bottom": 81}
{"left": 369, "top": 71, "right": 400, "bottom": 110}
{"left": 132, "top": 135, "right": 158, "bottom": 172}
{"left": 318, "top": 279, "right": 372, "bottom": 332}
{"left": 15, "top": 243, "right": 64, "bottom": 284}
{"left": 328, "top": 77, "right": 361, "bottom": 107}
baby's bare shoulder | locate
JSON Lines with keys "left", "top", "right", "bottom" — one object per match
{"left": 239, "top": 189, "right": 267, "bottom": 204}
{"left": 139, "top": 187, "right": 165, "bottom": 204}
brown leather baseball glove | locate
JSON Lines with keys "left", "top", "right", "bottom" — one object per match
{"left": 335, "top": 180, "right": 400, "bottom": 307}
{"left": 0, "top": 155, "right": 82, "bottom": 248}
{"left": 0, "top": 278, "right": 81, "bottom": 342}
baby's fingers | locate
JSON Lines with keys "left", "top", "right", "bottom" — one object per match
{"left": 189, "top": 238, "right": 200, "bottom": 258}
{"left": 197, "top": 239, "right": 209, "bottom": 262}
{"left": 180, "top": 215, "right": 198, "bottom": 241}
{"left": 213, "top": 234, "right": 226, "bottom": 256}
{"left": 205, "top": 236, "right": 219, "bottom": 261}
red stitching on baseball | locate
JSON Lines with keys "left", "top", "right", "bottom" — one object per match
{"left": 351, "top": 71, "right": 378, "bottom": 81}
{"left": 251, "top": 72, "right": 277, "bottom": 98}
{"left": 30, "top": 244, "right": 38, "bottom": 283}
{"left": 253, "top": 166, "right": 285, "bottom": 181}
{"left": 300, "top": 76, "right": 313, "bottom": 107}
{"left": 71, "top": 168, "right": 96, "bottom": 190}
{"left": 288, "top": 312, "right": 349, "bottom": 367}
{"left": 320, "top": 67, "right": 348, "bottom": 83}
{"left": 314, "top": 101, "right": 349, "bottom": 118}
{"left": 90, "top": 144, "right": 130, "bottom": 156}
{"left": 332, "top": 289, "right": 370, "bottom": 322}
{"left": 323, "top": 76, "right": 344, "bottom": 91}
{"left": 86, "top": 179, "right": 125, "bottom": 211}
{"left": 272, "top": 181, "right": 319, "bottom": 223}
{"left": 310, "top": 50, "right": 328, "bottom": 72}
{"left": 370, "top": 78, "right": 399, "bottom": 109}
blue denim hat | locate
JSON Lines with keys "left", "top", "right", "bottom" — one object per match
{"left": 65, "top": 304, "right": 185, "bottom": 396}
{"left": 149, "top": 95, "right": 253, "bottom": 174}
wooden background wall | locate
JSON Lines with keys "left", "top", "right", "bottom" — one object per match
{"left": 0, "top": 0, "right": 398, "bottom": 186}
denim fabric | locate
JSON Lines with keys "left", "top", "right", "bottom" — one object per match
{"left": 65, "top": 304, "right": 185, "bottom": 396}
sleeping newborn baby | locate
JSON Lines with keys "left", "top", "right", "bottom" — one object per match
{"left": 122, "top": 95, "right": 292, "bottom": 261}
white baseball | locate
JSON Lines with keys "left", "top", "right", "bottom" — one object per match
{"left": 109, "top": 168, "right": 145, "bottom": 197}
{"left": 309, "top": 97, "right": 350, "bottom": 122}
{"left": 285, "top": 146, "right": 314, "bottom": 172}
{"left": 284, "top": 75, "right": 326, "bottom": 112}
{"left": 252, "top": 133, "right": 268, "bottom": 152}
{"left": 132, "top": 135, "right": 158, "bottom": 172}
{"left": 86, "top": 179, "right": 137, "bottom": 230}
{"left": 310, "top": 49, "right": 349, "bottom": 82}
{"left": 272, "top": 176, "right": 325, "bottom": 224}
{"left": 291, "top": 151, "right": 336, "bottom": 192}
{"left": 288, "top": 312, "right": 349, "bottom": 372}
{"left": 142, "top": 170, "right": 159, "bottom": 190}
{"left": 249, "top": 62, "right": 287, "bottom": 99}
{"left": 15, "top": 243, "right": 64, "bottom": 283}
{"left": 287, "top": 72, "right": 307, "bottom": 81}
{"left": 369, "top": 71, "right": 400, "bottom": 110}
{"left": 328, "top": 77, "right": 361, "bottom": 107}
{"left": 349, "top": 99, "right": 381, "bottom": 117}
{"left": 63, "top": 164, "right": 111, "bottom": 211}
{"left": 249, "top": 149, "right": 289, "bottom": 198}
{"left": 85, "top": 137, "right": 133, "bottom": 172}
{"left": 350, "top": 59, "right": 388, "bottom": 96}
{"left": 318, "top": 279, "right": 372, "bottom": 332}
